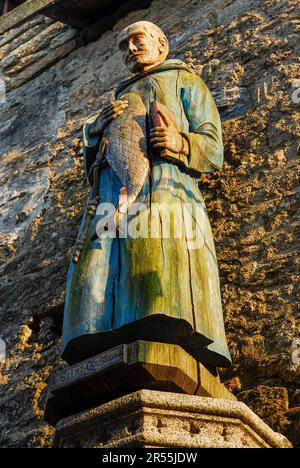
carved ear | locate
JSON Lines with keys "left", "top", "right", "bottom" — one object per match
{"left": 158, "top": 36, "right": 169, "bottom": 54}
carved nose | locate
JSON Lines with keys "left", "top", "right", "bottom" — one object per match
{"left": 129, "top": 40, "right": 138, "bottom": 53}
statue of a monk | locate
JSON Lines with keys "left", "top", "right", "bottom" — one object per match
{"left": 61, "top": 21, "right": 232, "bottom": 369}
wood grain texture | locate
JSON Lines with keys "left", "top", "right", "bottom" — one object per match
{"left": 46, "top": 341, "right": 235, "bottom": 425}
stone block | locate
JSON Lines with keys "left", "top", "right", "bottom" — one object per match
{"left": 54, "top": 390, "right": 292, "bottom": 448}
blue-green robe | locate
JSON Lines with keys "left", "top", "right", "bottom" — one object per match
{"left": 61, "top": 60, "right": 232, "bottom": 368}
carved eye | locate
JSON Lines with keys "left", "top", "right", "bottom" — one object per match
{"left": 135, "top": 33, "right": 145, "bottom": 42}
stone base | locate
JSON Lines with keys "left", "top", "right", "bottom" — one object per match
{"left": 54, "top": 390, "right": 292, "bottom": 448}
{"left": 45, "top": 341, "right": 235, "bottom": 426}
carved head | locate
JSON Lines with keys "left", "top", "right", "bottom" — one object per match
{"left": 118, "top": 21, "right": 169, "bottom": 74}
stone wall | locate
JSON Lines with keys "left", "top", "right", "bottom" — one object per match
{"left": 0, "top": 0, "right": 299, "bottom": 448}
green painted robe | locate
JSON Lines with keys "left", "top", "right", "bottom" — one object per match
{"left": 62, "top": 60, "right": 232, "bottom": 368}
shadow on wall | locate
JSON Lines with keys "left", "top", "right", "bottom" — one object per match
{"left": 0, "top": 0, "right": 26, "bottom": 17}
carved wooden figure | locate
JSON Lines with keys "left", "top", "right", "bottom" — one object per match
{"left": 61, "top": 21, "right": 232, "bottom": 371}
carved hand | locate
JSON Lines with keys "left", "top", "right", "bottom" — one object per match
{"left": 150, "top": 108, "right": 189, "bottom": 156}
{"left": 89, "top": 100, "right": 129, "bottom": 137}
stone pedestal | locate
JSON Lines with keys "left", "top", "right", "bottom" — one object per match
{"left": 54, "top": 390, "right": 292, "bottom": 448}
{"left": 46, "top": 341, "right": 292, "bottom": 448}
{"left": 45, "top": 341, "right": 235, "bottom": 425}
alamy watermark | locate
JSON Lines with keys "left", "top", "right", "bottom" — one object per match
{"left": 291, "top": 80, "right": 300, "bottom": 104}
{"left": 0, "top": 72, "right": 6, "bottom": 104}
{"left": 94, "top": 201, "right": 206, "bottom": 250}
{"left": 0, "top": 338, "right": 6, "bottom": 364}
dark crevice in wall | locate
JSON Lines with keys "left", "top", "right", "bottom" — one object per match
{"left": 44, "top": 0, "right": 153, "bottom": 30}
{"left": 0, "top": 0, "right": 26, "bottom": 17}
{"left": 80, "top": 0, "right": 153, "bottom": 44}
{"left": 30, "top": 303, "right": 64, "bottom": 344}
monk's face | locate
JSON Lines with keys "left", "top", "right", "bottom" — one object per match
{"left": 118, "top": 23, "right": 168, "bottom": 74}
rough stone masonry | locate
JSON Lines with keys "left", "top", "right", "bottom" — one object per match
{"left": 0, "top": 0, "right": 299, "bottom": 448}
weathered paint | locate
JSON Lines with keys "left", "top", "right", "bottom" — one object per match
{"left": 62, "top": 60, "right": 232, "bottom": 368}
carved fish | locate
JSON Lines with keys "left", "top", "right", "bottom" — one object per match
{"left": 103, "top": 92, "right": 150, "bottom": 213}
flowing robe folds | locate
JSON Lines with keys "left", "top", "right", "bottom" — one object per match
{"left": 62, "top": 60, "right": 232, "bottom": 368}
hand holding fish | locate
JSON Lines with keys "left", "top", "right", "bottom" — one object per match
{"left": 89, "top": 100, "right": 129, "bottom": 137}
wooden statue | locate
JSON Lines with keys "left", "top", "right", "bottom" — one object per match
{"left": 61, "top": 21, "right": 232, "bottom": 370}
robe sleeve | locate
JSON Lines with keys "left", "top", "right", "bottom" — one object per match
{"left": 180, "top": 73, "right": 224, "bottom": 176}
{"left": 82, "top": 113, "right": 101, "bottom": 179}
